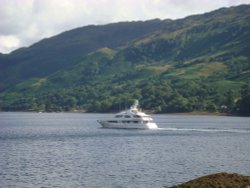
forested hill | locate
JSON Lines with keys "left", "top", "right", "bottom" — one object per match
{"left": 0, "top": 4, "right": 250, "bottom": 115}
{"left": 0, "top": 19, "right": 169, "bottom": 90}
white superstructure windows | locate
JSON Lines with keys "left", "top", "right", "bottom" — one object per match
{"left": 115, "top": 115, "right": 123, "bottom": 118}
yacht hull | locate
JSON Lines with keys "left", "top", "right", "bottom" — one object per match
{"left": 98, "top": 121, "right": 158, "bottom": 129}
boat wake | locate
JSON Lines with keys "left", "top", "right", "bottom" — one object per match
{"left": 154, "top": 127, "right": 250, "bottom": 133}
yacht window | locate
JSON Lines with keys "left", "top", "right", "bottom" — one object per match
{"left": 133, "top": 121, "right": 139, "bottom": 123}
{"left": 125, "top": 115, "right": 131, "bottom": 118}
{"left": 133, "top": 115, "right": 141, "bottom": 118}
{"left": 122, "top": 120, "right": 130, "bottom": 123}
{"left": 108, "top": 121, "right": 118, "bottom": 123}
{"left": 115, "top": 115, "right": 123, "bottom": 118}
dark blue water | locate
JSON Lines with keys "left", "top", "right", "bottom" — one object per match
{"left": 0, "top": 112, "right": 249, "bottom": 188}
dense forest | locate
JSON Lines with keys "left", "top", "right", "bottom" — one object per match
{"left": 0, "top": 5, "right": 250, "bottom": 115}
{"left": 1, "top": 77, "right": 249, "bottom": 116}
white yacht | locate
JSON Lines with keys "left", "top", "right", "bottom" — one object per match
{"left": 98, "top": 100, "right": 158, "bottom": 129}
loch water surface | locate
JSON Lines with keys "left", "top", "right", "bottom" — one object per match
{"left": 0, "top": 112, "right": 249, "bottom": 187}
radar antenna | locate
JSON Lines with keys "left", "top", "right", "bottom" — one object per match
{"left": 131, "top": 100, "right": 139, "bottom": 109}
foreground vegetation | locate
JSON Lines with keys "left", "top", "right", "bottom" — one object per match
{"left": 167, "top": 172, "right": 250, "bottom": 188}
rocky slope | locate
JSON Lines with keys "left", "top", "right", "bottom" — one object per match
{"left": 167, "top": 172, "right": 250, "bottom": 188}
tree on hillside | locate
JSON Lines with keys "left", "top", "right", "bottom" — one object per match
{"left": 235, "top": 83, "right": 250, "bottom": 116}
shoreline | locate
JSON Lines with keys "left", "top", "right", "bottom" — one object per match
{"left": 0, "top": 110, "right": 238, "bottom": 117}
{"left": 167, "top": 111, "right": 229, "bottom": 116}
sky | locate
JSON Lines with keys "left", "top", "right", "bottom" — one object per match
{"left": 0, "top": 0, "right": 250, "bottom": 54}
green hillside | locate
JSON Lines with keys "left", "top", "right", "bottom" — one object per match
{"left": 0, "top": 4, "right": 250, "bottom": 115}
{"left": 0, "top": 19, "right": 169, "bottom": 90}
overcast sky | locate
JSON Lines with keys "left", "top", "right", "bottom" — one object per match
{"left": 0, "top": 0, "right": 250, "bottom": 54}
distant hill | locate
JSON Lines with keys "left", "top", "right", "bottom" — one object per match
{"left": 0, "top": 19, "right": 170, "bottom": 90}
{"left": 0, "top": 4, "right": 250, "bottom": 114}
